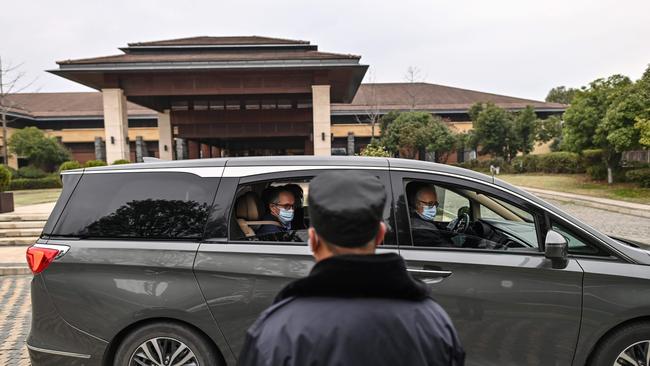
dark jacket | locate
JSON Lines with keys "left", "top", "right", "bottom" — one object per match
{"left": 410, "top": 213, "right": 450, "bottom": 247}
{"left": 237, "top": 253, "right": 465, "bottom": 366}
{"left": 256, "top": 213, "right": 290, "bottom": 236}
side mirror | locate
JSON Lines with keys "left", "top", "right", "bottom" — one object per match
{"left": 545, "top": 230, "right": 568, "bottom": 269}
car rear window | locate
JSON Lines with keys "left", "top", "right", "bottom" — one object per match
{"left": 52, "top": 172, "right": 217, "bottom": 240}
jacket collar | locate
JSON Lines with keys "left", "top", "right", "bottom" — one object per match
{"left": 274, "top": 253, "right": 430, "bottom": 303}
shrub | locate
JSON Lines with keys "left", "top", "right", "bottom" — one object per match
{"left": 360, "top": 143, "right": 391, "bottom": 157}
{"left": 84, "top": 160, "right": 107, "bottom": 168}
{"left": 586, "top": 165, "right": 608, "bottom": 180}
{"left": 0, "top": 165, "right": 12, "bottom": 192}
{"left": 626, "top": 169, "right": 650, "bottom": 188}
{"left": 581, "top": 149, "right": 607, "bottom": 179}
{"left": 17, "top": 165, "right": 47, "bottom": 179}
{"left": 9, "top": 175, "right": 62, "bottom": 190}
{"left": 537, "top": 152, "right": 582, "bottom": 173}
{"left": 59, "top": 160, "right": 82, "bottom": 172}
{"left": 112, "top": 159, "right": 131, "bottom": 165}
{"left": 512, "top": 155, "right": 540, "bottom": 173}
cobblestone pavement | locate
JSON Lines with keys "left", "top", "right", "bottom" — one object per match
{"left": 0, "top": 275, "right": 31, "bottom": 366}
{"left": 0, "top": 202, "right": 648, "bottom": 365}
{"left": 547, "top": 199, "right": 650, "bottom": 245}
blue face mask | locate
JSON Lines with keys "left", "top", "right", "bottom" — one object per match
{"left": 419, "top": 205, "right": 437, "bottom": 221}
{"left": 278, "top": 208, "right": 294, "bottom": 224}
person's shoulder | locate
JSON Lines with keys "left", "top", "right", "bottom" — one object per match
{"left": 246, "top": 297, "right": 295, "bottom": 336}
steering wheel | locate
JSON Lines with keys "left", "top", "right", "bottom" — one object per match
{"left": 451, "top": 213, "right": 471, "bottom": 233}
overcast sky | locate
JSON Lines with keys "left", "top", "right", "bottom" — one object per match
{"left": 1, "top": 0, "right": 649, "bottom": 101}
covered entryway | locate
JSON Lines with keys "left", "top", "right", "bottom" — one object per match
{"left": 49, "top": 36, "right": 367, "bottom": 162}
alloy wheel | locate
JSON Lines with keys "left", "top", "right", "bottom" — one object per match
{"left": 615, "top": 340, "right": 650, "bottom": 366}
{"left": 129, "top": 337, "right": 199, "bottom": 366}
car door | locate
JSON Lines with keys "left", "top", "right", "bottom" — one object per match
{"left": 390, "top": 169, "right": 584, "bottom": 366}
{"left": 194, "top": 164, "right": 396, "bottom": 357}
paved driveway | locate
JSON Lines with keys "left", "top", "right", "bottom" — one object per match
{"left": 0, "top": 275, "right": 31, "bottom": 366}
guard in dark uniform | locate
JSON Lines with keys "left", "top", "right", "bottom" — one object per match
{"left": 238, "top": 171, "right": 465, "bottom": 366}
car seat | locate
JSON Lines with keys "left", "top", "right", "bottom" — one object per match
{"left": 235, "top": 191, "right": 282, "bottom": 237}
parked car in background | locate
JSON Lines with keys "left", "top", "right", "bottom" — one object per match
{"left": 26, "top": 156, "right": 650, "bottom": 366}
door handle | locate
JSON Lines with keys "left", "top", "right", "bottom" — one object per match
{"left": 407, "top": 268, "right": 452, "bottom": 284}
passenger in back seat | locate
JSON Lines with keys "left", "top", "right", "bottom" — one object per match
{"left": 257, "top": 186, "right": 296, "bottom": 236}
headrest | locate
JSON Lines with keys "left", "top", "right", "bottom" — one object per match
{"left": 236, "top": 192, "right": 262, "bottom": 221}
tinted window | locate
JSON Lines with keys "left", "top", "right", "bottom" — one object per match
{"left": 552, "top": 222, "right": 607, "bottom": 256}
{"left": 53, "top": 172, "right": 217, "bottom": 239}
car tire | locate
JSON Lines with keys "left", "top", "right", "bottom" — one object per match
{"left": 114, "top": 321, "right": 219, "bottom": 366}
{"left": 590, "top": 321, "right": 650, "bottom": 366}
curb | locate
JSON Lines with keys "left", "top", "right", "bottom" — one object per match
{"left": 0, "top": 265, "right": 30, "bottom": 276}
{"left": 523, "top": 187, "right": 650, "bottom": 219}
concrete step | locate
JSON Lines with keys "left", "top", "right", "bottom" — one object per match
{"left": 0, "top": 221, "right": 47, "bottom": 229}
{"left": 0, "top": 229, "right": 43, "bottom": 237}
{"left": 0, "top": 237, "right": 39, "bottom": 246}
{"left": 0, "top": 214, "right": 49, "bottom": 222}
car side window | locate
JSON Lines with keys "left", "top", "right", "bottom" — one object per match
{"left": 405, "top": 179, "right": 539, "bottom": 251}
{"left": 230, "top": 178, "right": 311, "bottom": 244}
{"left": 53, "top": 172, "right": 217, "bottom": 240}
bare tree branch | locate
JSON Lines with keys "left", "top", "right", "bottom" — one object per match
{"left": 403, "top": 66, "right": 425, "bottom": 110}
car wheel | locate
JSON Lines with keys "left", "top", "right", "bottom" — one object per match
{"left": 590, "top": 322, "right": 650, "bottom": 366}
{"left": 114, "top": 322, "right": 219, "bottom": 366}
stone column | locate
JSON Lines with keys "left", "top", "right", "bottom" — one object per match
{"left": 347, "top": 132, "right": 355, "bottom": 156}
{"left": 94, "top": 137, "right": 105, "bottom": 161}
{"left": 102, "top": 88, "right": 130, "bottom": 163}
{"left": 157, "top": 110, "right": 173, "bottom": 160}
{"left": 135, "top": 136, "right": 145, "bottom": 162}
{"left": 311, "top": 85, "right": 331, "bottom": 156}
{"left": 175, "top": 138, "right": 186, "bottom": 160}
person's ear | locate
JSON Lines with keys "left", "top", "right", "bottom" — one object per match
{"left": 308, "top": 227, "right": 320, "bottom": 255}
{"left": 373, "top": 222, "right": 387, "bottom": 248}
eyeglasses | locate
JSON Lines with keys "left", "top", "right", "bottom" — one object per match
{"left": 417, "top": 200, "right": 438, "bottom": 208}
{"left": 272, "top": 203, "right": 294, "bottom": 210}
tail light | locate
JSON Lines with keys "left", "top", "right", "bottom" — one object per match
{"left": 26, "top": 244, "right": 69, "bottom": 274}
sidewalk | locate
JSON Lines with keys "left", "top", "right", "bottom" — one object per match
{"left": 522, "top": 187, "right": 650, "bottom": 219}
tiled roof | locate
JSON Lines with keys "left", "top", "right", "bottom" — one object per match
{"left": 1, "top": 93, "right": 154, "bottom": 119}
{"left": 57, "top": 50, "right": 360, "bottom": 65}
{"left": 331, "top": 83, "right": 566, "bottom": 112}
{"left": 128, "top": 36, "right": 310, "bottom": 46}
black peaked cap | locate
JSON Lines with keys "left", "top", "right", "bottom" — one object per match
{"left": 308, "top": 171, "right": 386, "bottom": 247}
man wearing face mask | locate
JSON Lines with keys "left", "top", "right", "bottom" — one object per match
{"left": 257, "top": 186, "right": 295, "bottom": 237}
{"left": 238, "top": 171, "right": 464, "bottom": 366}
{"left": 410, "top": 184, "right": 449, "bottom": 247}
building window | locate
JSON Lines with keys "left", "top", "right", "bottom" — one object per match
{"left": 245, "top": 100, "right": 260, "bottom": 110}
{"left": 209, "top": 100, "right": 225, "bottom": 110}
{"left": 261, "top": 99, "right": 276, "bottom": 110}
{"left": 278, "top": 99, "right": 292, "bottom": 110}
{"left": 171, "top": 101, "right": 189, "bottom": 111}
{"left": 297, "top": 99, "right": 312, "bottom": 109}
{"left": 194, "top": 100, "right": 208, "bottom": 111}
{"left": 226, "top": 100, "right": 241, "bottom": 110}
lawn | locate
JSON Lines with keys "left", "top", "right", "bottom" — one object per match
{"left": 9, "top": 188, "right": 62, "bottom": 207}
{"left": 497, "top": 174, "right": 650, "bottom": 205}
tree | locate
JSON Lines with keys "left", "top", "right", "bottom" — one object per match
{"left": 0, "top": 56, "right": 36, "bottom": 166}
{"left": 355, "top": 68, "right": 382, "bottom": 141}
{"left": 536, "top": 115, "right": 563, "bottom": 144}
{"left": 360, "top": 142, "right": 391, "bottom": 157}
{"left": 378, "top": 111, "right": 401, "bottom": 138}
{"left": 545, "top": 86, "right": 579, "bottom": 104}
{"left": 637, "top": 118, "right": 650, "bottom": 147}
{"left": 403, "top": 66, "right": 425, "bottom": 110}
{"left": 381, "top": 111, "right": 455, "bottom": 161}
{"left": 470, "top": 102, "right": 518, "bottom": 161}
{"left": 8, "top": 127, "right": 70, "bottom": 170}
{"left": 562, "top": 74, "right": 635, "bottom": 183}
{"left": 512, "top": 106, "right": 537, "bottom": 155}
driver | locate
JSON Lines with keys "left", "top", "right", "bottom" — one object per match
{"left": 409, "top": 184, "right": 448, "bottom": 247}
{"left": 258, "top": 186, "right": 296, "bottom": 236}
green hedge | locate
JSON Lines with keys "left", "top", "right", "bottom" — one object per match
{"left": 0, "top": 166, "right": 12, "bottom": 192}
{"left": 84, "top": 160, "right": 107, "bottom": 168}
{"left": 17, "top": 165, "right": 47, "bottom": 179}
{"left": 537, "top": 152, "right": 583, "bottom": 173}
{"left": 112, "top": 159, "right": 131, "bottom": 165}
{"left": 9, "top": 175, "right": 62, "bottom": 190}
{"left": 626, "top": 169, "right": 650, "bottom": 188}
{"left": 512, "top": 155, "right": 540, "bottom": 173}
{"left": 59, "top": 160, "right": 82, "bottom": 172}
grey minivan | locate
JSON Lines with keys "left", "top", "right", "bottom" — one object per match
{"left": 26, "top": 156, "right": 650, "bottom": 366}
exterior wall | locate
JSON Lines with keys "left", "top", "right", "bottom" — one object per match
{"left": 312, "top": 85, "right": 331, "bottom": 156}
